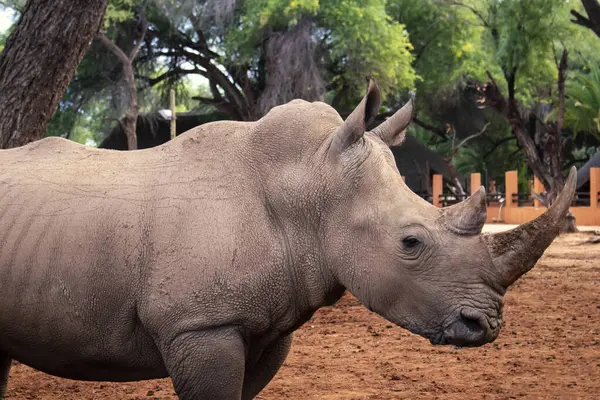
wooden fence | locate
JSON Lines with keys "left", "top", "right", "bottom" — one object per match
{"left": 424, "top": 168, "right": 600, "bottom": 226}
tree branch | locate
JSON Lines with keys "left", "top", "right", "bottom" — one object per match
{"left": 571, "top": 9, "right": 594, "bottom": 29}
{"left": 475, "top": 72, "right": 546, "bottom": 183}
{"left": 582, "top": 0, "right": 600, "bottom": 20}
{"left": 413, "top": 117, "right": 449, "bottom": 141}
{"left": 183, "top": 49, "right": 249, "bottom": 119}
{"left": 97, "top": 33, "right": 130, "bottom": 66}
{"left": 456, "top": 122, "right": 490, "bottom": 149}
{"left": 482, "top": 136, "right": 518, "bottom": 159}
{"left": 188, "top": 13, "right": 220, "bottom": 59}
{"left": 129, "top": 10, "right": 148, "bottom": 61}
{"left": 139, "top": 67, "right": 204, "bottom": 87}
{"left": 571, "top": 0, "right": 600, "bottom": 37}
{"left": 449, "top": 1, "right": 490, "bottom": 27}
{"left": 556, "top": 49, "right": 568, "bottom": 136}
{"left": 141, "top": 14, "right": 251, "bottom": 120}
{"left": 443, "top": 123, "right": 489, "bottom": 193}
{"left": 476, "top": 71, "right": 508, "bottom": 113}
{"left": 331, "top": 85, "right": 348, "bottom": 110}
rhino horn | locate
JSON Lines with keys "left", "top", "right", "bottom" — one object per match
{"left": 331, "top": 79, "right": 381, "bottom": 153}
{"left": 482, "top": 167, "right": 577, "bottom": 287}
{"left": 371, "top": 92, "right": 415, "bottom": 147}
{"left": 441, "top": 187, "right": 487, "bottom": 235}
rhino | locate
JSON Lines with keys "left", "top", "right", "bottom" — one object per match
{"left": 0, "top": 80, "right": 576, "bottom": 399}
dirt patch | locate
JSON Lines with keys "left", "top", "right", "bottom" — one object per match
{"left": 5, "top": 232, "right": 600, "bottom": 399}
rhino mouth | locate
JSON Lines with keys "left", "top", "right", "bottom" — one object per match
{"left": 429, "top": 309, "right": 502, "bottom": 347}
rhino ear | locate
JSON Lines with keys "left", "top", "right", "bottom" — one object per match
{"left": 331, "top": 79, "right": 381, "bottom": 153}
{"left": 371, "top": 92, "right": 415, "bottom": 147}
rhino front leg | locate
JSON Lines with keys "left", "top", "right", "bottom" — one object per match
{"left": 242, "top": 334, "right": 293, "bottom": 400}
{"left": 160, "top": 328, "right": 246, "bottom": 400}
{"left": 0, "top": 353, "right": 10, "bottom": 399}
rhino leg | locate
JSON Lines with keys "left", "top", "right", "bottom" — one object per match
{"left": 161, "top": 328, "right": 245, "bottom": 400}
{"left": 242, "top": 334, "right": 293, "bottom": 400}
{"left": 0, "top": 353, "right": 10, "bottom": 399}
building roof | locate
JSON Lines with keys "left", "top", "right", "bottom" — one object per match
{"left": 576, "top": 151, "right": 600, "bottom": 190}
{"left": 98, "top": 110, "right": 232, "bottom": 150}
{"left": 391, "top": 136, "right": 463, "bottom": 195}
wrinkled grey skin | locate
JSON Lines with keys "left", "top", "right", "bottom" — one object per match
{"left": 0, "top": 80, "right": 576, "bottom": 399}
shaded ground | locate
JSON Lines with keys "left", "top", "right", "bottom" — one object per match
{"left": 5, "top": 228, "right": 600, "bottom": 399}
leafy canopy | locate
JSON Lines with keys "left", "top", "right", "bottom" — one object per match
{"left": 220, "top": 0, "right": 417, "bottom": 98}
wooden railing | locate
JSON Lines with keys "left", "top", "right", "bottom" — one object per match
{"left": 430, "top": 168, "right": 600, "bottom": 226}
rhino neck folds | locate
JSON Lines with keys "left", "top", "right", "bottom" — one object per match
{"left": 264, "top": 202, "right": 345, "bottom": 332}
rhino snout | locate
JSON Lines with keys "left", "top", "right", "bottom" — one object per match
{"left": 431, "top": 308, "right": 501, "bottom": 347}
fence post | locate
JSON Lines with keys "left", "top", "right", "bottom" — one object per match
{"left": 432, "top": 174, "right": 443, "bottom": 207}
{"left": 533, "top": 176, "right": 544, "bottom": 208}
{"left": 170, "top": 89, "right": 176, "bottom": 140}
{"left": 470, "top": 173, "right": 481, "bottom": 195}
{"left": 591, "top": 167, "right": 600, "bottom": 208}
{"left": 505, "top": 170, "right": 518, "bottom": 209}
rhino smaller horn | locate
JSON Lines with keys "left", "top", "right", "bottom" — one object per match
{"left": 371, "top": 92, "right": 415, "bottom": 147}
{"left": 483, "top": 167, "right": 577, "bottom": 287}
{"left": 441, "top": 187, "right": 487, "bottom": 235}
{"left": 331, "top": 79, "right": 381, "bottom": 153}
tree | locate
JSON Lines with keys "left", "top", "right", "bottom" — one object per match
{"left": 97, "top": 3, "right": 148, "bottom": 150}
{"left": 133, "top": 0, "right": 416, "bottom": 120}
{"left": 13, "top": 0, "right": 417, "bottom": 147}
{"left": 0, "top": 0, "right": 109, "bottom": 148}
{"left": 3, "top": 0, "right": 596, "bottom": 202}
{"left": 449, "top": 0, "right": 578, "bottom": 231}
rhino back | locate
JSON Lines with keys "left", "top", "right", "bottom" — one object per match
{"left": 0, "top": 127, "right": 283, "bottom": 379}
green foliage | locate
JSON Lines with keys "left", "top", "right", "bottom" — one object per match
{"left": 491, "top": 1, "right": 562, "bottom": 73}
{"left": 453, "top": 0, "right": 571, "bottom": 105}
{"left": 24, "top": 0, "right": 600, "bottom": 172}
{"left": 0, "top": 0, "right": 25, "bottom": 12}
{"left": 395, "top": 0, "right": 599, "bottom": 187}
{"left": 561, "top": 65, "right": 600, "bottom": 137}
{"left": 387, "top": 0, "right": 489, "bottom": 99}
{"left": 0, "top": 5, "right": 18, "bottom": 51}
{"left": 104, "top": 0, "right": 135, "bottom": 29}
{"left": 242, "top": 0, "right": 320, "bottom": 29}
{"left": 319, "top": 0, "right": 416, "bottom": 96}
{"left": 227, "top": 0, "right": 417, "bottom": 98}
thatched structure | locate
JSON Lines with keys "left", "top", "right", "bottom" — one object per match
{"left": 98, "top": 110, "right": 232, "bottom": 150}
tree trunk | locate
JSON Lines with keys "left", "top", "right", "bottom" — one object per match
{"left": 476, "top": 51, "right": 578, "bottom": 233}
{"left": 0, "top": 0, "right": 108, "bottom": 149}
{"left": 97, "top": 11, "right": 147, "bottom": 151}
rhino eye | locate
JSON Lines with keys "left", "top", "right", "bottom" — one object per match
{"left": 402, "top": 236, "right": 421, "bottom": 249}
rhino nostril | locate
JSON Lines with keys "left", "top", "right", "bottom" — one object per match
{"left": 460, "top": 312, "right": 485, "bottom": 334}
{"left": 458, "top": 308, "right": 490, "bottom": 340}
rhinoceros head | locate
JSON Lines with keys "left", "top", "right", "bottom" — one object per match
{"left": 305, "top": 80, "right": 576, "bottom": 347}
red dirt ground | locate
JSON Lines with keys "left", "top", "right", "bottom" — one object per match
{"left": 5, "top": 231, "right": 600, "bottom": 399}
